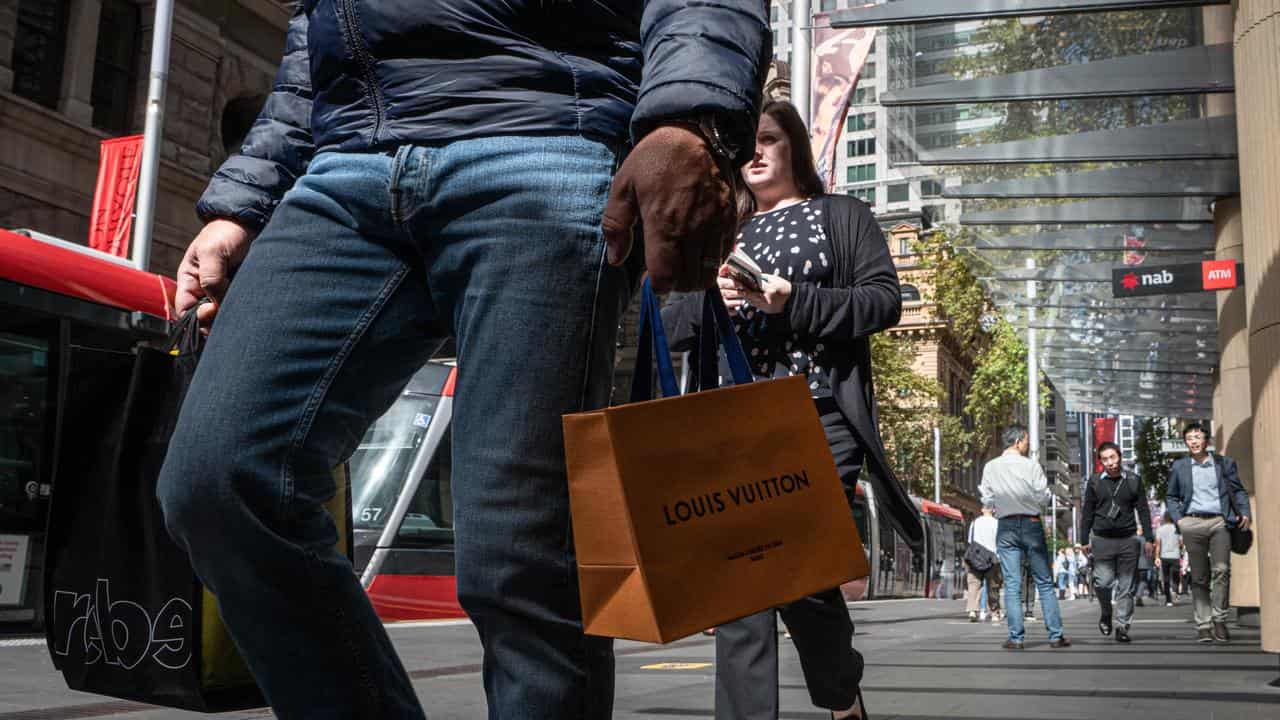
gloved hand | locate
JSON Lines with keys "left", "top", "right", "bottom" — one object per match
{"left": 602, "top": 124, "right": 738, "bottom": 293}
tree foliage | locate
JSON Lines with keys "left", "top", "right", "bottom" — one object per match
{"left": 913, "top": 229, "right": 1047, "bottom": 450}
{"left": 870, "top": 332, "right": 972, "bottom": 499}
{"left": 870, "top": 228, "right": 1059, "bottom": 499}
{"left": 942, "top": 9, "right": 1202, "bottom": 192}
{"left": 1134, "top": 418, "right": 1171, "bottom": 500}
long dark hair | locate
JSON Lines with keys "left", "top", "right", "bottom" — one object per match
{"left": 737, "top": 100, "right": 827, "bottom": 221}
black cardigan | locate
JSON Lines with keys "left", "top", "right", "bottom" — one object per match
{"left": 661, "top": 194, "right": 923, "bottom": 550}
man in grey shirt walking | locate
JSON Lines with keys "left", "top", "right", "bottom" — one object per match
{"left": 979, "top": 426, "right": 1070, "bottom": 650}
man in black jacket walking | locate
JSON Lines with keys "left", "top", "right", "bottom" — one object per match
{"left": 154, "top": 3, "right": 770, "bottom": 718}
{"left": 1082, "top": 442, "right": 1154, "bottom": 643}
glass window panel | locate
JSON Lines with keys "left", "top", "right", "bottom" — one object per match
{"left": 91, "top": 0, "right": 140, "bottom": 134}
{"left": 0, "top": 330, "right": 51, "bottom": 535}
{"left": 888, "top": 183, "right": 910, "bottom": 203}
{"left": 395, "top": 426, "right": 454, "bottom": 545}
{"left": 350, "top": 393, "right": 446, "bottom": 538}
{"left": 13, "top": 0, "right": 70, "bottom": 109}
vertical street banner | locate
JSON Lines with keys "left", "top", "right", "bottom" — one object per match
{"left": 810, "top": 14, "right": 876, "bottom": 191}
{"left": 1091, "top": 416, "right": 1117, "bottom": 474}
{"left": 88, "top": 135, "right": 145, "bottom": 258}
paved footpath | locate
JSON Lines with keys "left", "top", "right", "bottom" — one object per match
{"left": 3, "top": 597, "right": 1278, "bottom": 719}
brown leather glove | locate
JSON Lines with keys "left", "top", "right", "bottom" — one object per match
{"left": 602, "top": 124, "right": 738, "bottom": 293}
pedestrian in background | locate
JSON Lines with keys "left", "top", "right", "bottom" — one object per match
{"left": 1166, "top": 423, "right": 1252, "bottom": 643}
{"left": 665, "top": 99, "right": 912, "bottom": 720}
{"left": 1082, "top": 442, "right": 1154, "bottom": 644}
{"left": 1135, "top": 532, "right": 1155, "bottom": 607}
{"left": 1180, "top": 548, "right": 1191, "bottom": 597}
{"left": 1156, "top": 512, "right": 1182, "bottom": 607}
{"left": 979, "top": 426, "right": 1070, "bottom": 650}
{"left": 1074, "top": 545, "right": 1092, "bottom": 601}
{"left": 1065, "top": 545, "right": 1079, "bottom": 600}
{"left": 965, "top": 506, "right": 1002, "bottom": 623}
{"left": 155, "top": 1, "right": 770, "bottom": 716}
{"left": 1054, "top": 549, "right": 1071, "bottom": 600}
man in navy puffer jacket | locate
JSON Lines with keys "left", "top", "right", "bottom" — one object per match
{"left": 156, "top": 2, "right": 769, "bottom": 718}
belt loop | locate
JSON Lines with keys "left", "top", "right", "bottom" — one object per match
{"left": 388, "top": 145, "right": 413, "bottom": 226}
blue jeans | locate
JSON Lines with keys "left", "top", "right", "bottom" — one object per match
{"left": 158, "top": 136, "right": 633, "bottom": 719}
{"left": 997, "top": 516, "right": 1064, "bottom": 642}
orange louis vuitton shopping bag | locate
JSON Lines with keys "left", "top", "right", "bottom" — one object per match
{"left": 563, "top": 280, "right": 869, "bottom": 644}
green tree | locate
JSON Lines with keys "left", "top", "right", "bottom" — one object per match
{"left": 1134, "top": 418, "right": 1171, "bottom": 500}
{"left": 870, "top": 333, "right": 972, "bottom": 499}
{"left": 910, "top": 229, "right": 1049, "bottom": 455}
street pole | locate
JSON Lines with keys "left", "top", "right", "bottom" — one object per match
{"left": 1026, "top": 257, "right": 1039, "bottom": 462}
{"left": 791, "top": 0, "right": 811, "bottom": 127}
{"left": 131, "top": 0, "right": 176, "bottom": 272}
{"left": 933, "top": 426, "right": 941, "bottom": 504}
{"left": 1027, "top": 258, "right": 1047, "bottom": 546}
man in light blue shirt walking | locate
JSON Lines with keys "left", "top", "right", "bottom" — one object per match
{"left": 979, "top": 426, "right": 1070, "bottom": 650}
{"left": 1166, "top": 423, "right": 1251, "bottom": 643}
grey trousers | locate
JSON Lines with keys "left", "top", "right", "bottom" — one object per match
{"left": 1091, "top": 534, "right": 1139, "bottom": 629}
{"left": 1179, "top": 515, "right": 1232, "bottom": 628}
{"left": 714, "top": 589, "right": 862, "bottom": 719}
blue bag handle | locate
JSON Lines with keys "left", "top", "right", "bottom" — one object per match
{"left": 630, "top": 278, "right": 753, "bottom": 403}
{"left": 705, "top": 289, "right": 753, "bottom": 388}
{"left": 630, "top": 278, "right": 680, "bottom": 402}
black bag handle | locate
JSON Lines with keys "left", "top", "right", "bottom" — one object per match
{"left": 164, "top": 298, "right": 210, "bottom": 356}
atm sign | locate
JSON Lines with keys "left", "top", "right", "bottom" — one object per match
{"left": 1112, "top": 261, "right": 1244, "bottom": 298}
{"left": 1201, "top": 260, "right": 1239, "bottom": 290}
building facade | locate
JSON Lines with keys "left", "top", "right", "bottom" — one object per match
{"left": 0, "top": 0, "right": 290, "bottom": 277}
{"left": 881, "top": 218, "right": 984, "bottom": 514}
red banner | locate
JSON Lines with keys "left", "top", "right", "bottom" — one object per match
{"left": 1092, "top": 417, "right": 1117, "bottom": 474}
{"left": 810, "top": 14, "right": 876, "bottom": 191}
{"left": 88, "top": 135, "right": 144, "bottom": 258}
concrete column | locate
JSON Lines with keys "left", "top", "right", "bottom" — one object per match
{"left": 57, "top": 0, "right": 103, "bottom": 126}
{"left": 1234, "top": 0, "right": 1280, "bottom": 654}
{"left": 1213, "top": 198, "right": 1259, "bottom": 611}
{"left": 0, "top": 0, "right": 18, "bottom": 92}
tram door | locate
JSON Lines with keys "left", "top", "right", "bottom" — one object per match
{"left": 350, "top": 360, "right": 464, "bottom": 620}
{"left": 0, "top": 320, "right": 54, "bottom": 628}
{"left": 0, "top": 301, "right": 155, "bottom": 631}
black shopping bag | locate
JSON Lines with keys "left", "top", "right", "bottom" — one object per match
{"left": 43, "top": 309, "right": 351, "bottom": 712}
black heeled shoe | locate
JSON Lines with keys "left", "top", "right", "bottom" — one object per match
{"left": 831, "top": 690, "right": 869, "bottom": 720}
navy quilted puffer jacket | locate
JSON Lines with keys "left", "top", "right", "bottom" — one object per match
{"left": 197, "top": 0, "right": 771, "bottom": 230}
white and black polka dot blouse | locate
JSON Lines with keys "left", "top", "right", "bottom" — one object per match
{"left": 724, "top": 199, "right": 835, "bottom": 397}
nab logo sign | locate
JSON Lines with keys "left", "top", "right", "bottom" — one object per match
{"left": 1121, "top": 270, "right": 1174, "bottom": 292}
{"left": 1202, "top": 260, "right": 1239, "bottom": 290}
{"left": 1114, "top": 261, "right": 1243, "bottom": 298}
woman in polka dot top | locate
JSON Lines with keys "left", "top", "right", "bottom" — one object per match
{"left": 663, "top": 101, "right": 917, "bottom": 720}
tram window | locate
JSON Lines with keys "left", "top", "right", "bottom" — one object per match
{"left": 0, "top": 330, "right": 52, "bottom": 534}
{"left": 350, "top": 393, "right": 440, "bottom": 532}
{"left": 850, "top": 503, "right": 869, "bottom": 548}
{"left": 395, "top": 426, "right": 453, "bottom": 545}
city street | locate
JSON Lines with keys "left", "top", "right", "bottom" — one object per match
{"left": 2, "top": 597, "right": 1278, "bottom": 719}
